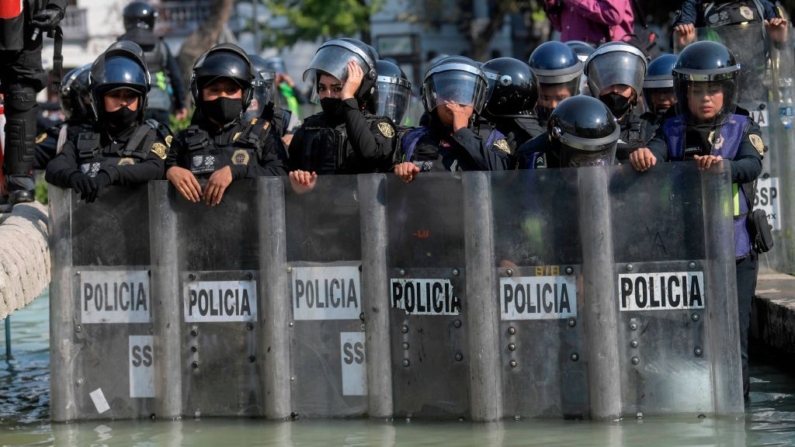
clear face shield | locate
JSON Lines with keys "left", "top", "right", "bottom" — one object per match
{"left": 552, "top": 124, "right": 620, "bottom": 167}
{"left": 586, "top": 49, "right": 647, "bottom": 98}
{"left": 374, "top": 77, "right": 411, "bottom": 123}
{"left": 303, "top": 42, "right": 374, "bottom": 103}
{"left": 244, "top": 70, "right": 275, "bottom": 121}
{"left": 422, "top": 69, "right": 487, "bottom": 114}
{"left": 674, "top": 76, "right": 738, "bottom": 125}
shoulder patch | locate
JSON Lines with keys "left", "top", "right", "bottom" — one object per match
{"left": 377, "top": 122, "right": 395, "bottom": 138}
{"left": 151, "top": 142, "right": 168, "bottom": 160}
{"left": 494, "top": 138, "right": 511, "bottom": 154}
{"left": 232, "top": 149, "right": 250, "bottom": 165}
{"left": 36, "top": 132, "right": 48, "bottom": 144}
{"left": 118, "top": 157, "right": 135, "bottom": 166}
{"left": 233, "top": 131, "right": 242, "bottom": 142}
{"left": 165, "top": 135, "right": 173, "bottom": 147}
{"left": 749, "top": 134, "right": 765, "bottom": 156}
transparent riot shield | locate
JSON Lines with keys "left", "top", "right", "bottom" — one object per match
{"left": 490, "top": 169, "right": 588, "bottom": 419}
{"left": 149, "top": 179, "right": 264, "bottom": 418}
{"left": 762, "top": 20, "right": 795, "bottom": 273}
{"left": 283, "top": 175, "right": 367, "bottom": 418}
{"left": 386, "top": 173, "right": 470, "bottom": 419}
{"left": 610, "top": 163, "right": 742, "bottom": 415}
{"left": 49, "top": 185, "right": 155, "bottom": 421}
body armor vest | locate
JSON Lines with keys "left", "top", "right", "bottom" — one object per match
{"left": 75, "top": 125, "right": 155, "bottom": 177}
{"left": 181, "top": 118, "right": 271, "bottom": 176}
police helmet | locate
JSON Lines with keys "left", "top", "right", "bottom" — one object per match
{"left": 60, "top": 64, "right": 92, "bottom": 122}
{"left": 642, "top": 53, "right": 677, "bottom": 115}
{"left": 528, "top": 41, "right": 583, "bottom": 86}
{"left": 89, "top": 40, "right": 151, "bottom": 123}
{"left": 481, "top": 57, "right": 538, "bottom": 118}
{"left": 370, "top": 59, "right": 412, "bottom": 123}
{"left": 123, "top": 1, "right": 158, "bottom": 31}
{"left": 565, "top": 41, "right": 596, "bottom": 63}
{"left": 303, "top": 38, "right": 378, "bottom": 104}
{"left": 246, "top": 54, "right": 276, "bottom": 120}
{"left": 263, "top": 56, "right": 287, "bottom": 75}
{"left": 548, "top": 96, "right": 620, "bottom": 167}
{"left": 422, "top": 56, "right": 488, "bottom": 114}
{"left": 672, "top": 41, "right": 740, "bottom": 124}
{"left": 191, "top": 43, "right": 256, "bottom": 111}
{"left": 584, "top": 42, "right": 647, "bottom": 99}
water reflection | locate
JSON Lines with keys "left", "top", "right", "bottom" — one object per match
{"left": 2, "top": 295, "right": 795, "bottom": 446}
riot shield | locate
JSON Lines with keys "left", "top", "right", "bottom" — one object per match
{"left": 386, "top": 173, "right": 470, "bottom": 419}
{"left": 49, "top": 185, "right": 155, "bottom": 421}
{"left": 283, "top": 175, "right": 367, "bottom": 418}
{"left": 490, "top": 169, "right": 588, "bottom": 419}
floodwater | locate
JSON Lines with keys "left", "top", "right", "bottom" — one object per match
{"left": 2, "top": 294, "right": 795, "bottom": 447}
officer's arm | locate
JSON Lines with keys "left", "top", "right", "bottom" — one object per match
{"left": 45, "top": 140, "right": 80, "bottom": 187}
{"left": 164, "top": 44, "right": 186, "bottom": 110}
{"left": 646, "top": 136, "right": 668, "bottom": 162}
{"left": 104, "top": 140, "right": 167, "bottom": 186}
{"left": 229, "top": 131, "right": 289, "bottom": 179}
{"left": 35, "top": 129, "right": 58, "bottom": 170}
{"left": 341, "top": 99, "right": 394, "bottom": 163}
{"left": 516, "top": 133, "right": 549, "bottom": 169}
{"left": 672, "top": 0, "right": 697, "bottom": 26}
{"left": 164, "top": 134, "right": 183, "bottom": 171}
{"left": 286, "top": 126, "right": 306, "bottom": 171}
{"left": 46, "top": 0, "right": 67, "bottom": 12}
{"left": 729, "top": 128, "right": 764, "bottom": 184}
{"left": 450, "top": 127, "right": 513, "bottom": 171}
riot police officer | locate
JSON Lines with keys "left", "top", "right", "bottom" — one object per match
{"left": 641, "top": 53, "right": 678, "bottom": 126}
{"left": 119, "top": 1, "right": 187, "bottom": 124}
{"left": 247, "top": 53, "right": 292, "bottom": 141}
{"left": 393, "top": 56, "right": 512, "bottom": 182}
{"left": 527, "top": 41, "right": 584, "bottom": 128}
{"left": 584, "top": 41, "right": 650, "bottom": 161}
{"left": 165, "top": 43, "right": 288, "bottom": 206}
{"left": 35, "top": 64, "right": 94, "bottom": 170}
{"left": 45, "top": 41, "right": 170, "bottom": 202}
{"left": 288, "top": 38, "right": 397, "bottom": 186}
{"left": 481, "top": 57, "right": 544, "bottom": 153}
{"left": 369, "top": 59, "right": 412, "bottom": 126}
{"left": 629, "top": 41, "right": 762, "bottom": 398}
{"left": 1, "top": 0, "right": 66, "bottom": 204}
{"left": 517, "top": 95, "right": 620, "bottom": 169}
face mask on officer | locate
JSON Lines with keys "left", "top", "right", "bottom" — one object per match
{"left": 599, "top": 84, "right": 636, "bottom": 118}
{"left": 201, "top": 78, "right": 244, "bottom": 125}
{"left": 317, "top": 73, "right": 344, "bottom": 116}
{"left": 103, "top": 88, "right": 140, "bottom": 129}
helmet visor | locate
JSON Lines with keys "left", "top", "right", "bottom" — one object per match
{"left": 561, "top": 144, "right": 617, "bottom": 167}
{"left": 95, "top": 56, "right": 149, "bottom": 95}
{"left": 374, "top": 78, "right": 411, "bottom": 123}
{"left": 302, "top": 44, "right": 371, "bottom": 84}
{"left": 586, "top": 52, "right": 646, "bottom": 98}
{"left": 423, "top": 70, "right": 487, "bottom": 113}
{"left": 673, "top": 78, "right": 738, "bottom": 125}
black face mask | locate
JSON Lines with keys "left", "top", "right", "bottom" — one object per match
{"left": 105, "top": 106, "right": 138, "bottom": 129}
{"left": 600, "top": 92, "right": 633, "bottom": 118}
{"left": 202, "top": 97, "right": 243, "bottom": 125}
{"left": 320, "top": 98, "right": 343, "bottom": 116}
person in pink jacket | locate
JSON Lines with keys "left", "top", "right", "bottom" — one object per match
{"left": 543, "top": 0, "right": 634, "bottom": 44}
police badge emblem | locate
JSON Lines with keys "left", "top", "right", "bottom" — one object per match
{"left": 118, "top": 157, "right": 135, "bottom": 166}
{"left": 151, "top": 142, "right": 168, "bottom": 160}
{"left": 377, "top": 122, "right": 395, "bottom": 138}
{"left": 749, "top": 134, "right": 765, "bottom": 155}
{"left": 165, "top": 135, "right": 173, "bottom": 147}
{"left": 192, "top": 155, "right": 204, "bottom": 168}
{"left": 494, "top": 138, "right": 511, "bottom": 153}
{"left": 739, "top": 6, "right": 754, "bottom": 20}
{"left": 35, "top": 133, "right": 47, "bottom": 144}
{"left": 232, "top": 149, "right": 250, "bottom": 165}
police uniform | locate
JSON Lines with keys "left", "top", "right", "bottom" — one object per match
{"left": 494, "top": 116, "right": 545, "bottom": 155}
{"left": 648, "top": 106, "right": 763, "bottom": 397}
{"left": 168, "top": 115, "right": 288, "bottom": 179}
{"left": 401, "top": 115, "right": 512, "bottom": 172}
{"left": 34, "top": 122, "right": 93, "bottom": 170}
{"left": 288, "top": 98, "right": 397, "bottom": 174}
{"left": 616, "top": 113, "right": 655, "bottom": 161}
{"left": 45, "top": 121, "right": 169, "bottom": 188}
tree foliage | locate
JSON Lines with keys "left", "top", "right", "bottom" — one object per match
{"left": 262, "top": 0, "right": 387, "bottom": 47}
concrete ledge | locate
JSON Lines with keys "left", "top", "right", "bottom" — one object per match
{"left": 751, "top": 273, "right": 795, "bottom": 355}
{"left": 0, "top": 202, "right": 50, "bottom": 319}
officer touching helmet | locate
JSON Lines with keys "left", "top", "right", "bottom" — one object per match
{"left": 45, "top": 41, "right": 170, "bottom": 203}
{"left": 584, "top": 41, "right": 650, "bottom": 161}
{"left": 35, "top": 64, "right": 94, "bottom": 170}
{"left": 165, "top": 43, "right": 288, "bottom": 206}
{"left": 119, "top": 1, "right": 187, "bottom": 123}
{"left": 393, "top": 56, "right": 512, "bottom": 182}
{"left": 629, "top": 41, "right": 762, "bottom": 399}
{"left": 0, "top": 0, "right": 66, "bottom": 205}
{"left": 481, "top": 57, "right": 544, "bottom": 153}
{"left": 288, "top": 38, "right": 397, "bottom": 189}
{"left": 517, "top": 95, "right": 620, "bottom": 169}
{"left": 527, "top": 41, "right": 584, "bottom": 128}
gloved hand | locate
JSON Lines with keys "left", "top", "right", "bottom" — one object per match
{"left": 30, "top": 7, "right": 64, "bottom": 31}
{"left": 67, "top": 172, "right": 98, "bottom": 203}
{"left": 93, "top": 171, "right": 113, "bottom": 200}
